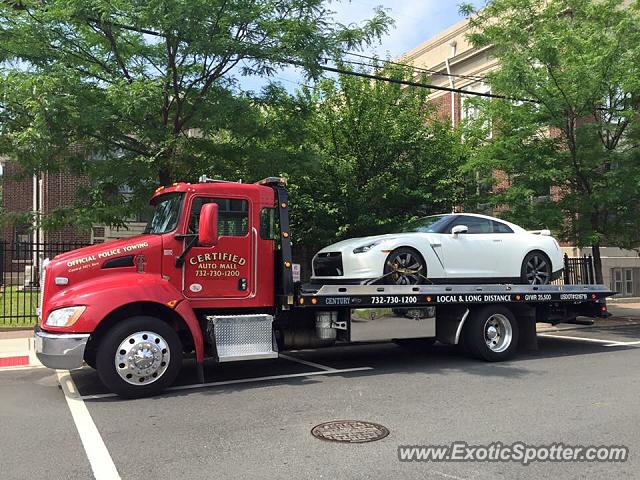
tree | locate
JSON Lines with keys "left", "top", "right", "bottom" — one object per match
{"left": 278, "top": 65, "right": 466, "bottom": 247}
{"left": 460, "top": 0, "right": 640, "bottom": 282}
{"left": 0, "top": 0, "right": 390, "bottom": 229}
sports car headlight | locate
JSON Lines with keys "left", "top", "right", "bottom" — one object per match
{"left": 353, "top": 241, "right": 382, "bottom": 254}
{"left": 45, "top": 306, "right": 86, "bottom": 327}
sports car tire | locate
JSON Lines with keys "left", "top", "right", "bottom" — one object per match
{"left": 520, "top": 251, "right": 552, "bottom": 285}
{"left": 383, "top": 248, "right": 426, "bottom": 285}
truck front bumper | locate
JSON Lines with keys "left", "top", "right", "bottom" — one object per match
{"left": 34, "top": 326, "right": 90, "bottom": 370}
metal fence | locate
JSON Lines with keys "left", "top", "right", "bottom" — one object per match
{"left": 556, "top": 254, "right": 596, "bottom": 286}
{"left": 1, "top": 240, "right": 90, "bottom": 325}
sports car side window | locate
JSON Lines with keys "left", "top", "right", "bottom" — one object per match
{"left": 492, "top": 220, "right": 514, "bottom": 234}
{"left": 449, "top": 216, "right": 493, "bottom": 234}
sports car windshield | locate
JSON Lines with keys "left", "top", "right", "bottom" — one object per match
{"left": 145, "top": 193, "right": 184, "bottom": 234}
{"left": 401, "top": 215, "right": 453, "bottom": 233}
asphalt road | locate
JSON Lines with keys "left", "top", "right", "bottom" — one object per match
{"left": 2, "top": 323, "right": 640, "bottom": 480}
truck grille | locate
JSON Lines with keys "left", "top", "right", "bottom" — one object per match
{"left": 313, "top": 252, "right": 344, "bottom": 277}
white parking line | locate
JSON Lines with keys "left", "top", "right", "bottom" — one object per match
{"left": 605, "top": 340, "right": 640, "bottom": 347}
{"left": 56, "top": 371, "right": 121, "bottom": 480}
{"left": 539, "top": 333, "right": 640, "bottom": 348}
{"left": 279, "top": 354, "right": 336, "bottom": 371}
{"left": 79, "top": 366, "right": 373, "bottom": 400}
{"left": 538, "top": 334, "right": 619, "bottom": 344}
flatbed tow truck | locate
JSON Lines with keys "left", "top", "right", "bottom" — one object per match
{"left": 35, "top": 177, "right": 613, "bottom": 397}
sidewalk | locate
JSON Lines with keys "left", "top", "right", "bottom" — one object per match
{"left": 0, "top": 328, "right": 41, "bottom": 369}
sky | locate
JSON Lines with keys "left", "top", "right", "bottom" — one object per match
{"left": 240, "top": 0, "right": 485, "bottom": 92}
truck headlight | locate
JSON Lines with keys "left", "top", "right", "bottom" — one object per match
{"left": 45, "top": 306, "right": 86, "bottom": 327}
{"left": 353, "top": 241, "right": 382, "bottom": 254}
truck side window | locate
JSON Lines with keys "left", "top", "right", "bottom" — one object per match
{"left": 260, "top": 208, "right": 279, "bottom": 240}
{"left": 189, "top": 197, "right": 248, "bottom": 236}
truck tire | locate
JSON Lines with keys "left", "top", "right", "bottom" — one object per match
{"left": 463, "top": 305, "right": 519, "bottom": 361}
{"left": 84, "top": 348, "right": 97, "bottom": 369}
{"left": 96, "top": 316, "right": 183, "bottom": 398}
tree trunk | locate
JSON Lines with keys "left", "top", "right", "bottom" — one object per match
{"left": 158, "top": 166, "right": 172, "bottom": 187}
{"left": 591, "top": 243, "right": 603, "bottom": 285}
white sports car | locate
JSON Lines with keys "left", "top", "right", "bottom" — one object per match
{"left": 311, "top": 213, "right": 564, "bottom": 285}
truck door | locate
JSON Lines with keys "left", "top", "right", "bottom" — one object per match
{"left": 183, "top": 196, "right": 254, "bottom": 299}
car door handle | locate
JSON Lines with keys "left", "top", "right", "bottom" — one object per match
{"left": 493, "top": 239, "right": 502, "bottom": 242}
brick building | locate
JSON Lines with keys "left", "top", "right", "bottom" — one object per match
{"left": 1, "top": 158, "right": 146, "bottom": 285}
{"left": 399, "top": 15, "right": 640, "bottom": 295}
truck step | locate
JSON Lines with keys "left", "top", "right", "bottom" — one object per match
{"left": 207, "top": 314, "right": 278, "bottom": 362}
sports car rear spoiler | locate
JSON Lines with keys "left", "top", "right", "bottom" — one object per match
{"left": 528, "top": 229, "right": 551, "bottom": 236}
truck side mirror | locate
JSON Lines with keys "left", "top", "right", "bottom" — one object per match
{"left": 451, "top": 225, "right": 468, "bottom": 236}
{"left": 198, "top": 203, "right": 219, "bottom": 247}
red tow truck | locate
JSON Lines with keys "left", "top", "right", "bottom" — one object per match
{"left": 35, "top": 177, "right": 613, "bottom": 397}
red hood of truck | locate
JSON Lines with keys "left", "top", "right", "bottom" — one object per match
{"left": 52, "top": 234, "right": 158, "bottom": 270}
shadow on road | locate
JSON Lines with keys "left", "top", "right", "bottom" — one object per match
{"left": 71, "top": 324, "right": 640, "bottom": 402}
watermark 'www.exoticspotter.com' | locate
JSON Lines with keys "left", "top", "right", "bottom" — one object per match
{"left": 398, "top": 442, "right": 628, "bottom": 466}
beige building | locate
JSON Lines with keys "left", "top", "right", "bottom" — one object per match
{"left": 400, "top": 17, "right": 495, "bottom": 128}
{"left": 399, "top": 16, "right": 640, "bottom": 295}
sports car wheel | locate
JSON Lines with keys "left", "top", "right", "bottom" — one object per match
{"left": 521, "top": 251, "right": 551, "bottom": 285}
{"left": 383, "top": 248, "right": 426, "bottom": 285}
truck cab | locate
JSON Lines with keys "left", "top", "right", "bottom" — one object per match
{"left": 35, "top": 178, "right": 291, "bottom": 397}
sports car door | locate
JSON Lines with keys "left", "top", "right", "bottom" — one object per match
{"left": 438, "top": 215, "right": 498, "bottom": 278}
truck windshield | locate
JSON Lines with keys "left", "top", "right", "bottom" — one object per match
{"left": 145, "top": 193, "right": 183, "bottom": 234}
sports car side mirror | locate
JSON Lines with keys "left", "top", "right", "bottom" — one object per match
{"left": 452, "top": 225, "right": 468, "bottom": 236}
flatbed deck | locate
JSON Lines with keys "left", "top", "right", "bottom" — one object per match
{"left": 297, "top": 283, "right": 613, "bottom": 310}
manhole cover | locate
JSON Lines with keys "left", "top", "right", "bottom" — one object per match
{"left": 311, "top": 420, "right": 389, "bottom": 443}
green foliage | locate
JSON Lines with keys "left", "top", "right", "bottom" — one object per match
{"left": 0, "top": 0, "right": 391, "bottom": 229}
{"left": 282, "top": 65, "right": 466, "bottom": 246}
{"left": 462, "top": 0, "right": 640, "bottom": 278}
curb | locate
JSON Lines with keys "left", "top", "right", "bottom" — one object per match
{"left": 0, "top": 337, "right": 43, "bottom": 370}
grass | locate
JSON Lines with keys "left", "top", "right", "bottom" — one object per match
{"left": 0, "top": 286, "right": 38, "bottom": 328}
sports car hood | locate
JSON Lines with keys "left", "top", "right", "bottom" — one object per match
{"left": 316, "top": 234, "right": 405, "bottom": 254}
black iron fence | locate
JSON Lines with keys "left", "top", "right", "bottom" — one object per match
{"left": 0, "top": 240, "right": 597, "bottom": 326}
{"left": 556, "top": 254, "right": 596, "bottom": 286}
{"left": 1, "top": 240, "right": 90, "bottom": 326}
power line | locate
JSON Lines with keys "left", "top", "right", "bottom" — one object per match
{"left": 285, "top": 59, "right": 538, "bottom": 104}
{"left": 72, "top": 18, "right": 534, "bottom": 104}
{"left": 343, "top": 51, "right": 487, "bottom": 83}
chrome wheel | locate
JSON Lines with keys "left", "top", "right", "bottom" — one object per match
{"left": 386, "top": 250, "right": 424, "bottom": 285}
{"left": 115, "top": 331, "right": 170, "bottom": 386}
{"left": 525, "top": 253, "right": 551, "bottom": 285}
{"left": 484, "top": 314, "right": 513, "bottom": 353}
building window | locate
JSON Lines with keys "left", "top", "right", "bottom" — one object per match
{"left": 612, "top": 268, "right": 635, "bottom": 297}
{"left": 461, "top": 83, "right": 492, "bottom": 139}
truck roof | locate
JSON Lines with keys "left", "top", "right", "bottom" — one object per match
{"left": 150, "top": 180, "right": 275, "bottom": 204}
